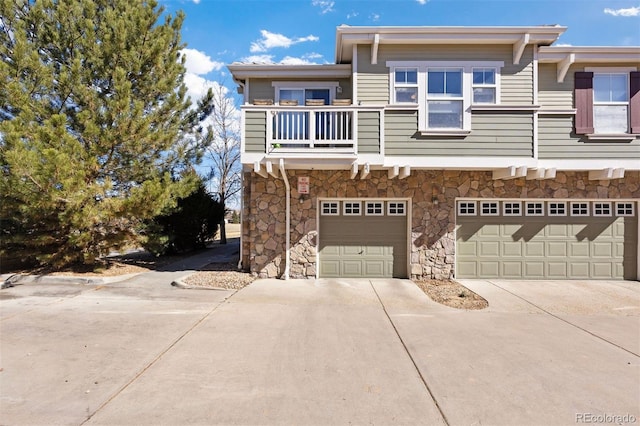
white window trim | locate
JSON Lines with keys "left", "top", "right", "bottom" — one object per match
{"left": 593, "top": 202, "right": 612, "bottom": 217}
{"left": 472, "top": 67, "right": 499, "bottom": 104}
{"left": 321, "top": 201, "right": 340, "bottom": 216}
{"left": 570, "top": 202, "right": 590, "bottom": 217}
{"left": 387, "top": 61, "right": 503, "bottom": 132}
{"left": 585, "top": 68, "right": 634, "bottom": 135}
{"left": 392, "top": 68, "right": 419, "bottom": 104}
{"left": 272, "top": 81, "right": 339, "bottom": 103}
{"left": 615, "top": 202, "right": 635, "bottom": 217}
{"left": 387, "top": 201, "right": 407, "bottom": 216}
{"left": 525, "top": 202, "right": 545, "bottom": 217}
{"left": 458, "top": 201, "right": 477, "bottom": 216}
{"left": 343, "top": 201, "right": 362, "bottom": 216}
{"left": 548, "top": 202, "right": 567, "bottom": 217}
{"left": 480, "top": 201, "right": 499, "bottom": 216}
{"left": 503, "top": 202, "right": 522, "bottom": 216}
{"left": 365, "top": 201, "right": 384, "bottom": 216}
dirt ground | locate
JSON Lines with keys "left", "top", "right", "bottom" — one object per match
{"left": 183, "top": 262, "right": 255, "bottom": 290}
{"left": 414, "top": 280, "right": 488, "bottom": 310}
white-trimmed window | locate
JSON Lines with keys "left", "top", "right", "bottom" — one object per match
{"left": 272, "top": 81, "right": 339, "bottom": 105}
{"left": 616, "top": 202, "right": 635, "bottom": 216}
{"left": 472, "top": 68, "right": 497, "bottom": 104}
{"left": 503, "top": 202, "right": 521, "bottom": 216}
{"left": 593, "top": 202, "right": 612, "bottom": 216}
{"left": 480, "top": 201, "right": 499, "bottom": 216}
{"left": 388, "top": 61, "right": 503, "bottom": 132}
{"left": 592, "top": 73, "right": 629, "bottom": 134}
{"left": 394, "top": 68, "right": 418, "bottom": 103}
{"left": 571, "top": 202, "right": 589, "bottom": 216}
{"left": 388, "top": 201, "right": 406, "bottom": 216}
{"left": 458, "top": 201, "right": 477, "bottom": 216}
{"left": 343, "top": 201, "right": 361, "bottom": 216}
{"left": 526, "top": 202, "right": 544, "bottom": 216}
{"left": 427, "top": 68, "right": 464, "bottom": 129}
{"left": 321, "top": 201, "right": 339, "bottom": 216}
{"left": 548, "top": 202, "right": 567, "bottom": 216}
{"left": 365, "top": 201, "right": 384, "bottom": 216}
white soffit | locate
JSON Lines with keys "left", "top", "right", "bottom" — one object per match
{"left": 538, "top": 46, "right": 640, "bottom": 82}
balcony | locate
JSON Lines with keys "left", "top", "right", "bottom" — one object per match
{"left": 265, "top": 106, "right": 356, "bottom": 154}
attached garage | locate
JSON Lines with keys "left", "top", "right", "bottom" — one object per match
{"left": 456, "top": 200, "right": 638, "bottom": 280}
{"left": 319, "top": 199, "right": 408, "bottom": 278}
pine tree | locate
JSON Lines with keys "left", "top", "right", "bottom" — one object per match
{"left": 0, "top": 0, "right": 212, "bottom": 268}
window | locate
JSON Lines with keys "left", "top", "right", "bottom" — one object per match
{"left": 321, "top": 201, "right": 339, "bottom": 216}
{"left": 472, "top": 68, "right": 497, "bottom": 104}
{"left": 480, "top": 201, "right": 499, "bottom": 216}
{"left": 503, "top": 202, "right": 521, "bottom": 216}
{"left": 574, "top": 70, "right": 640, "bottom": 135}
{"left": 343, "top": 201, "right": 361, "bottom": 216}
{"left": 272, "top": 81, "right": 339, "bottom": 105}
{"left": 427, "top": 68, "right": 463, "bottom": 129}
{"left": 458, "top": 201, "right": 477, "bottom": 216}
{"left": 593, "top": 73, "right": 629, "bottom": 134}
{"left": 365, "top": 201, "right": 384, "bottom": 216}
{"left": 616, "top": 202, "right": 635, "bottom": 216}
{"left": 548, "top": 202, "right": 567, "bottom": 216}
{"left": 526, "top": 202, "right": 544, "bottom": 216}
{"left": 394, "top": 68, "right": 418, "bottom": 103}
{"left": 388, "top": 201, "right": 406, "bottom": 216}
{"left": 593, "top": 202, "right": 612, "bottom": 216}
{"left": 571, "top": 202, "right": 589, "bottom": 216}
{"left": 388, "top": 61, "right": 503, "bottom": 132}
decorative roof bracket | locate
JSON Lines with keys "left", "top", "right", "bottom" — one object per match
{"left": 513, "top": 33, "right": 530, "bottom": 65}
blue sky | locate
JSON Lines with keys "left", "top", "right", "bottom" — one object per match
{"left": 162, "top": 0, "right": 640, "bottom": 100}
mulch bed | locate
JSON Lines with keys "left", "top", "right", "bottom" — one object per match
{"left": 414, "top": 279, "right": 488, "bottom": 310}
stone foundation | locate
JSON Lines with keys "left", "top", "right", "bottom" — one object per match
{"left": 241, "top": 170, "right": 640, "bottom": 279}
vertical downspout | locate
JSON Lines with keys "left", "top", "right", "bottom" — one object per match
{"left": 237, "top": 170, "right": 244, "bottom": 270}
{"left": 279, "top": 159, "right": 290, "bottom": 279}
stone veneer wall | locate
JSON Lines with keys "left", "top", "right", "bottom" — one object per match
{"left": 241, "top": 170, "right": 640, "bottom": 279}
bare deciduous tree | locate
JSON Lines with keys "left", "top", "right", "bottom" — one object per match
{"left": 203, "top": 83, "right": 242, "bottom": 244}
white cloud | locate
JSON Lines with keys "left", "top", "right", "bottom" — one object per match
{"left": 347, "top": 11, "right": 359, "bottom": 19}
{"left": 369, "top": 13, "right": 380, "bottom": 22}
{"left": 312, "top": 0, "right": 335, "bottom": 14}
{"left": 604, "top": 6, "right": 640, "bottom": 16}
{"left": 250, "top": 30, "right": 319, "bottom": 53}
{"left": 192, "top": 0, "right": 200, "bottom": 3}
{"left": 280, "top": 56, "right": 316, "bottom": 65}
{"left": 183, "top": 73, "right": 225, "bottom": 102}
{"left": 304, "top": 52, "right": 323, "bottom": 59}
{"left": 180, "top": 48, "right": 223, "bottom": 75}
{"left": 416, "top": 0, "right": 428, "bottom": 4}
{"left": 554, "top": 43, "right": 573, "bottom": 47}
{"left": 241, "top": 54, "right": 275, "bottom": 64}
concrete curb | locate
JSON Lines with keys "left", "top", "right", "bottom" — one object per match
{"left": 1, "top": 272, "right": 143, "bottom": 289}
{"left": 170, "top": 274, "right": 231, "bottom": 291}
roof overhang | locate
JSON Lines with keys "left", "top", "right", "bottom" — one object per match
{"left": 538, "top": 46, "right": 640, "bottom": 82}
{"left": 227, "top": 64, "right": 352, "bottom": 80}
{"left": 336, "top": 25, "right": 567, "bottom": 64}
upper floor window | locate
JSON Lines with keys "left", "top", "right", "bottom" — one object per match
{"left": 472, "top": 68, "right": 497, "bottom": 104}
{"left": 272, "top": 81, "right": 338, "bottom": 106}
{"left": 394, "top": 68, "right": 418, "bottom": 103}
{"left": 388, "top": 61, "right": 503, "bottom": 133}
{"left": 574, "top": 70, "right": 640, "bottom": 136}
{"left": 593, "top": 73, "right": 629, "bottom": 134}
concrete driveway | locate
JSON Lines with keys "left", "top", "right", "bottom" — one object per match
{"left": 1, "top": 277, "right": 638, "bottom": 425}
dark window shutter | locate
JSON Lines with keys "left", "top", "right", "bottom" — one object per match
{"left": 574, "top": 72, "right": 594, "bottom": 134}
{"left": 630, "top": 71, "right": 640, "bottom": 134}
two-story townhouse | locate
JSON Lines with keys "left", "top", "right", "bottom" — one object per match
{"left": 229, "top": 25, "right": 640, "bottom": 281}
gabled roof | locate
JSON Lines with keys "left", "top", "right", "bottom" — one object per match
{"left": 335, "top": 25, "right": 567, "bottom": 64}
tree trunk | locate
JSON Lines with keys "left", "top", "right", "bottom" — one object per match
{"left": 219, "top": 218, "right": 227, "bottom": 244}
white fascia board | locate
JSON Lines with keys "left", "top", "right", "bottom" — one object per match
{"left": 227, "top": 64, "right": 352, "bottom": 79}
{"left": 382, "top": 157, "right": 539, "bottom": 169}
{"left": 538, "top": 159, "right": 640, "bottom": 171}
{"left": 537, "top": 47, "right": 640, "bottom": 63}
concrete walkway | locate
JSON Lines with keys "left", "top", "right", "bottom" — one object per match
{"left": 1, "top": 273, "right": 638, "bottom": 425}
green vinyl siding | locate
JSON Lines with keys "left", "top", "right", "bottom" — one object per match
{"left": 384, "top": 110, "right": 533, "bottom": 157}
{"left": 357, "top": 111, "right": 381, "bottom": 154}
{"left": 356, "top": 44, "right": 533, "bottom": 105}
{"left": 538, "top": 116, "right": 640, "bottom": 160}
{"left": 245, "top": 110, "right": 266, "bottom": 153}
{"left": 538, "top": 64, "right": 574, "bottom": 109}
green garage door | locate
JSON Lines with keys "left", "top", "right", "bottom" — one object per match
{"left": 319, "top": 200, "right": 408, "bottom": 278}
{"left": 456, "top": 200, "right": 638, "bottom": 280}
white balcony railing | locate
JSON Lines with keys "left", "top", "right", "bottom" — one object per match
{"left": 266, "top": 107, "right": 355, "bottom": 153}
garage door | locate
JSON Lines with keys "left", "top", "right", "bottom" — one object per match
{"left": 456, "top": 200, "right": 638, "bottom": 280}
{"left": 319, "top": 200, "right": 408, "bottom": 278}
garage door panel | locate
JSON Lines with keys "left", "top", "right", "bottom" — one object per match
{"left": 321, "top": 260, "right": 340, "bottom": 276}
{"left": 456, "top": 204, "right": 637, "bottom": 280}
{"left": 342, "top": 261, "right": 363, "bottom": 276}
{"left": 364, "top": 261, "right": 385, "bottom": 276}
{"left": 342, "top": 246, "right": 362, "bottom": 255}
{"left": 547, "top": 242, "right": 568, "bottom": 257}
